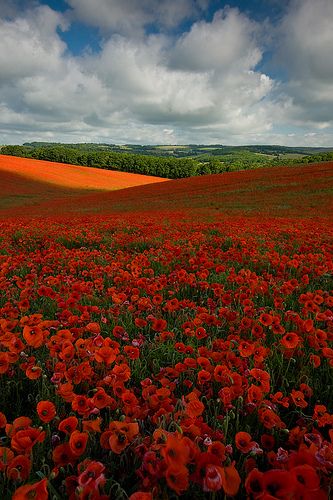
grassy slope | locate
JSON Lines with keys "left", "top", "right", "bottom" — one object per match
{"left": 1, "top": 158, "right": 332, "bottom": 219}
{"left": 0, "top": 154, "right": 167, "bottom": 210}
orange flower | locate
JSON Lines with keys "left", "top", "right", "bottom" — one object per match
{"left": 103, "top": 421, "right": 139, "bottom": 454}
{"left": 11, "top": 428, "right": 46, "bottom": 454}
{"left": 263, "top": 470, "right": 296, "bottom": 498}
{"left": 245, "top": 468, "right": 264, "bottom": 497}
{"left": 7, "top": 455, "right": 31, "bottom": 481}
{"left": 12, "top": 478, "right": 48, "bottom": 500}
{"left": 37, "top": 401, "right": 56, "bottom": 423}
{"left": 235, "top": 432, "right": 256, "bottom": 453}
{"left": 259, "top": 313, "right": 273, "bottom": 327}
{"left": 22, "top": 326, "right": 44, "bottom": 348}
{"left": 247, "top": 385, "right": 264, "bottom": 406}
{"left": 129, "top": 493, "right": 153, "bottom": 500}
{"left": 165, "top": 464, "right": 189, "bottom": 495}
{"left": 92, "top": 388, "right": 113, "bottom": 409}
{"left": 71, "top": 395, "right": 93, "bottom": 416}
{"left": 0, "top": 447, "right": 14, "bottom": 471}
{"left": 58, "top": 416, "right": 78, "bottom": 435}
{"left": 82, "top": 417, "right": 102, "bottom": 433}
{"left": 162, "top": 434, "right": 190, "bottom": 467}
{"left": 25, "top": 365, "right": 42, "bottom": 380}
{"left": 220, "top": 462, "right": 241, "bottom": 496}
{"left": 185, "top": 398, "right": 205, "bottom": 418}
{"left": 0, "top": 352, "right": 9, "bottom": 374}
{"left": 281, "top": 332, "right": 300, "bottom": 349}
{"left": 52, "top": 443, "right": 76, "bottom": 466}
{"left": 290, "top": 390, "right": 308, "bottom": 409}
{"left": 151, "top": 318, "right": 167, "bottom": 332}
{"left": 94, "top": 346, "right": 116, "bottom": 365}
{"left": 290, "top": 464, "right": 320, "bottom": 492}
{"left": 69, "top": 430, "right": 88, "bottom": 457}
{"left": 0, "top": 412, "right": 6, "bottom": 428}
{"left": 124, "top": 345, "right": 140, "bottom": 359}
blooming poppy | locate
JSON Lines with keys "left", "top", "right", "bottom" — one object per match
{"left": 37, "top": 401, "right": 56, "bottom": 423}
{"left": 235, "top": 432, "right": 256, "bottom": 453}
{"left": 165, "top": 464, "right": 189, "bottom": 495}
{"left": 0, "top": 447, "right": 14, "bottom": 471}
{"left": 0, "top": 353, "right": 9, "bottom": 374}
{"left": 245, "top": 468, "right": 265, "bottom": 497}
{"left": 162, "top": 434, "right": 190, "bottom": 467}
{"left": 11, "top": 428, "right": 46, "bottom": 454}
{"left": 220, "top": 462, "right": 241, "bottom": 496}
{"left": 281, "top": 332, "right": 301, "bottom": 349}
{"left": 290, "top": 390, "right": 308, "bottom": 409}
{"left": 185, "top": 399, "right": 205, "bottom": 418}
{"left": 69, "top": 430, "right": 89, "bottom": 457}
{"left": 7, "top": 455, "right": 31, "bottom": 481}
{"left": 129, "top": 493, "right": 153, "bottom": 500}
{"left": 58, "top": 416, "right": 78, "bottom": 435}
{"left": 22, "top": 326, "right": 44, "bottom": 348}
{"left": 12, "top": 478, "right": 48, "bottom": 500}
{"left": 263, "top": 469, "right": 297, "bottom": 498}
{"left": 0, "top": 412, "right": 7, "bottom": 428}
{"left": 52, "top": 443, "right": 76, "bottom": 466}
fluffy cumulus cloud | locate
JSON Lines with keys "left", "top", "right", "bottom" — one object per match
{"left": 0, "top": 0, "right": 332, "bottom": 145}
{"left": 66, "top": 0, "right": 209, "bottom": 35}
{"left": 277, "top": 0, "right": 333, "bottom": 128}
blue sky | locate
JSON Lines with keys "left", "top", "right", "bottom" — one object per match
{"left": 0, "top": 0, "right": 333, "bottom": 145}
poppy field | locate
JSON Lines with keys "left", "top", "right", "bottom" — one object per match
{"left": 0, "top": 159, "right": 333, "bottom": 499}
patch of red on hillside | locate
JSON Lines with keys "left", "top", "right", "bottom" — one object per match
{"left": 1, "top": 159, "right": 332, "bottom": 220}
{"left": 0, "top": 154, "right": 167, "bottom": 191}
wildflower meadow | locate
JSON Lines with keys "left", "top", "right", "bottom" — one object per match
{"left": 0, "top": 159, "right": 332, "bottom": 499}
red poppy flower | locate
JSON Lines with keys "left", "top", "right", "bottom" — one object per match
{"left": 263, "top": 469, "right": 297, "bottom": 498}
{"left": 165, "top": 464, "right": 189, "bottom": 495}
{"left": 69, "top": 430, "right": 88, "bottom": 457}
{"left": 0, "top": 447, "right": 14, "bottom": 471}
{"left": 22, "top": 326, "right": 44, "bottom": 348}
{"left": 11, "top": 428, "right": 46, "bottom": 454}
{"left": 129, "top": 493, "right": 153, "bottom": 500}
{"left": 281, "top": 332, "right": 300, "bottom": 349}
{"left": 52, "top": 443, "right": 76, "bottom": 466}
{"left": 235, "top": 432, "right": 256, "bottom": 453}
{"left": 12, "top": 478, "right": 48, "bottom": 500}
{"left": 7, "top": 455, "right": 31, "bottom": 481}
{"left": 37, "top": 401, "right": 56, "bottom": 423}
{"left": 58, "top": 416, "right": 78, "bottom": 435}
{"left": 0, "top": 412, "right": 6, "bottom": 428}
{"left": 245, "top": 468, "right": 264, "bottom": 497}
{"left": 0, "top": 353, "right": 9, "bottom": 374}
{"left": 162, "top": 435, "right": 190, "bottom": 467}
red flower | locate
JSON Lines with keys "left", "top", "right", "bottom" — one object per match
{"left": 165, "top": 464, "right": 189, "bottom": 495}
{"left": 235, "top": 432, "right": 256, "bottom": 453}
{"left": 12, "top": 478, "right": 48, "bottom": 500}
{"left": 69, "top": 430, "right": 89, "bottom": 457}
{"left": 58, "top": 416, "right": 78, "bottom": 435}
{"left": 37, "top": 401, "right": 56, "bottom": 423}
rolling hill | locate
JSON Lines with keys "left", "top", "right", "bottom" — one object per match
{"left": 0, "top": 154, "right": 167, "bottom": 211}
{"left": 1, "top": 156, "right": 332, "bottom": 219}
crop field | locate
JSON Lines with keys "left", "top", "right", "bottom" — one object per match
{"left": 0, "top": 157, "right": 333, "bottom": 499}
{"left": 0, "top": 155, "right": 167, "bottom": 211}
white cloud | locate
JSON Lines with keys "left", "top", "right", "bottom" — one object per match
{"left": 0, "top": 0, "right": 333, "bottom": 146}
{"left": 66, "top": 0, "right": 206, "bottom": 35}
{"left": 170, "top": 7, "right": 262, "bottom": 73}
{"left": 277, "top": 0, "right": 333, "bottom": 127}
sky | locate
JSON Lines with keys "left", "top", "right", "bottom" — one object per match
{"left": 0, "top": 0, "right": 333, "bottom": 146}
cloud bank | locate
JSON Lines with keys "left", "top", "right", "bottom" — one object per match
{"left": 0, "top": 0, "right": 332, "bottom": 145}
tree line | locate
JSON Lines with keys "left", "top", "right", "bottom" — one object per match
{"left": 0, "top": 145, "right": 226, "bottom": 178}
{"left": 1, "top": 144, "right": 332, "bottom": 179}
